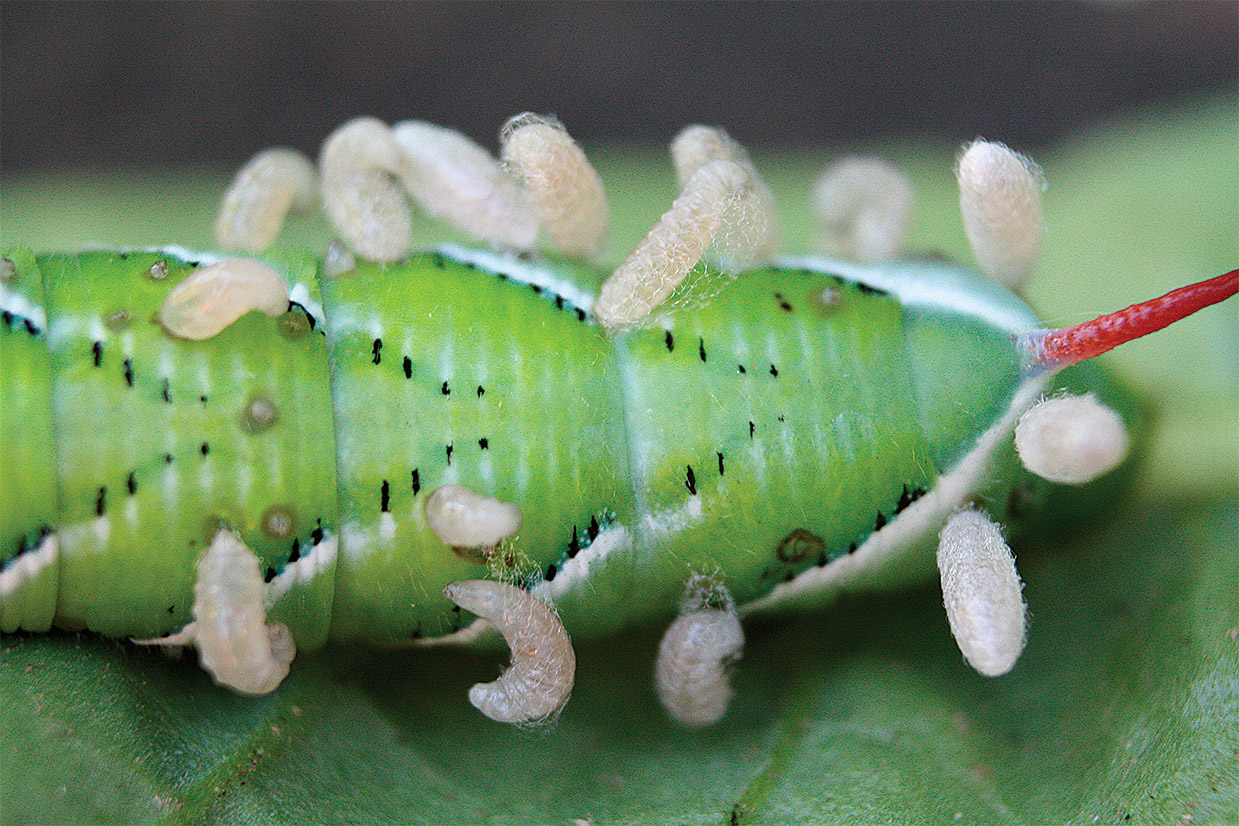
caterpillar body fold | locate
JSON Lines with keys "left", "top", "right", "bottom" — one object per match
{"left": 2, "top": 117, "right": 1235, "bottom": 727}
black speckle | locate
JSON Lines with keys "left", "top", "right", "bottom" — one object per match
{"left": 445, "top": 443, "right": 453, "bottom": 465}
{"left": 264, "top": 567, "right": 276, "bottom": 583}
{"left": 698, "top": 338, "right": 707, "bottom": 362}
{"left": 163, "top": 453, "right": 174, "bottom": 464}
{"left": 199, "top": 395, "right": 208, "bottom": 405}
{"left": 311, "top": 522, "right": 325, "bottom": 544}
{"left": 167, "top": 605, "right": 176, "bottom": 614}
{"left": 126, "top": 471, "right": 136, "bottom": 495}
{"left": 380, "top": 480, "right": 390, "bottom": 513}
{"left": 122, "top": 358, "right": 133, "bottom": 387}
{"left": 92, "top": 341, "right": 103, "bottom": 367}
{"left": 411, "top": 468, "right": 421, "bottom": 496}
{"left": 875, "top": 512, "right": 887, "bottom": 531}
{"left": 568, "top": 526, "right": 580, "bottom": 558}
{"left": 371, "top": 338, "right": 383, "bottom": 365}
{"left": 717, "top": 452, "right": 725, "bottom": 476}
{"left": 529, "top": 283, "right": 543, "bottom": 295}
{"left": 441, "top": 380, "right": 450, "bottom": 396}
{"left": 575, "top": 308, "right": 586, "bottom": 322}
{"left": 894, "top": 485, "right": 926, "bottom": 514}
{"left": 289, "top": 538, "right": 301, "bottom": 563}
{"left": 160, "top": 378, "right": 171, "bottom": 403}
{"left": 403, "top": 356, "right": 412, "bottom": 379}
{"left": 430, "top": 253, "right": 446, "bottom": 269}
{"left": 737, "top": 364, "right": 746, "bottom": 374}
{"left": 588, "top": 516, "right": 599, "bottom": 541}
{"left": 769, "top": 364, "right": 779, "bottom": 377}
{"left": 685, "top": 465, "right": 697, "bottom": 495}
{"left": 664, "top": 330, "right": 675, "bottom": 352}
{"left": 95, "top": 486, "right": 106, "bottom": 517}
{"left": 749, "top": 421, "right": 755, "bottom": 439}
{"left": 478, "top": 437, "right": 489, "bottom": 450}
{"left": 476, "top": 385, "right": 485, "bottom": 398}
{"left": 200, "top": 442, "right": 210, "bottom": 456}
{"left": 847, "top": 542, "right": 858, "bottom": 555}
{"left": 544, "top": 563, "right": 557, "bottom": 582}
{"left": 775, "top": 292, "right": 793, "bottom": 312}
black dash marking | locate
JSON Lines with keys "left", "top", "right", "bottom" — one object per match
{"left": 126, "top": 471, "right": 136, "bottom": 495}
{"left": 685, "top": 465, "right": 697, "bottom": 495}
{"left": 160, "top": 378, "right": 171, "bottom": 403}
{"left": 544, "top": 563, "right": 557, "bottom": 582}
{"left": 311, "top": 521, "right": 325, "bottom": 544}
{"left": 554, "top": 294, "right": 565, "bottom": 310}
{"left": 874, "top": 512, "right": 887, "bottom": 531}
{"left": 894, "top": 484, "right": 926, "bottom": 515}
{"left": 24, "top": 318, "right": 39, "bottom": 336}
{"left": 847, "top": 542, "right": 858, "bottom": 555}
{"left": 769, "top": 364, "right": 779, "bottom": 377}
{"left": 199, "top": 442, "right": 210, "bottom": 456}
{"left": 575, "top": 308, "right": 586, "bottom": 322}
{"left": 92, "top": 341, "right": 103, "bottom": 367}
{"left": 264, "top": 567, "right": 276, "bottom": 583}
{"left": 380, "top": 480, "right": 390, "bottom": 513}
{"left": 289, "top": 538, "right": 301, "bottom": 563}
{"left": 856, "top": 282, "right": 890, "bottom": 297}
{"left": 717, "top": 452, "right": 725, "bottom": 476}
{"left": 664, "top": 330, "right": 675, "bottom": 352}
{"left": 588, "top": 516, "right": 599, "bottom": 541}
{"left": 749, "top": 421, "right": 755, "bottom": 439}
{"left": 371, "top": 338, "right": 383, "bottom": 365}
{"left": 698, "top": 337, "right": 707, "bottom": 362}
{"left": 568, "top": 526, "right": 580, "bottom": 558}
{"left": 403, "top": 356, "right": 412, "bottom": 379}
{"left": 441, "top": 380, "right": 450, "bottom": 396}
{"left": 167, "top": 605, "right": 176, "bottom": 614}
{"left": 737, "top": 364, "right": 746, "bottom": 374}
{"left": 95, "top": 486, "right": 106, "bottom": 516}
{"left": 411, "top": 468, "right": 421, "bottom": 495}
{"left": 529, "top": 283, "right": 543, "bottom": 295}
{"left": 775, "top": 292, "right": 793, "bottom": 312}
{"left": 445, "top": 443, "right": 453, "bottom": 465}
{"left": 122, "top": 358, "right": 134, "bottom": 387}
{"left": 476, "top": 385, "right": 485, "bottom": 398}
{"left": 478, "top": 437, "right": 489, "bottom": 450}
{"left": 430, "top": 252, "right": 446, "bottom": 268}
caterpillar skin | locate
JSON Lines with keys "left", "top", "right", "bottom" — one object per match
{"left": 0, "top": 243, "right": 1134, "bottom": 651}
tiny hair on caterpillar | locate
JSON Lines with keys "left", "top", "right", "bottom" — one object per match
{"left": 1, "top": 114, "right": 1235, "bottom": 727}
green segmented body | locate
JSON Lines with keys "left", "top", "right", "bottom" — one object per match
{"left": 0, "top": 245, "right": 1135, "bottom": 649}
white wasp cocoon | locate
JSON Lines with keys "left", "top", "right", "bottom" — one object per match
{"left": 956, "top": 139, "right": 1046, "bottom": 288}
{"left": 1015, "top": 393, "right": 1130, "bottom": 484}
{"left": 669, "top": 125, "right": 778, "bottom": 270}
{"left": 391, "top": 120, "right": 537, "bottom": 251}
{"left": 500, "top": 113, "right": 610, "bottom": 261}
{"left": 810, "top": 155, "right": 914, "bottom": 264}
{"left": 425, "top": 485, "right": 522, "bottom": 549}
{"left": 654, "top": 575, "right": 745, "bottom": 727}
{"left": 442, "top": 580, "right": 575, "bottom": 725}
{"left": 937, "top": 509, "right": 1026, "bottom": 678}
{"left": 215, "top": 148, "right": 319, "bottom": 253}
{"left": 137, "top": 529, "right": 295, "bottom": 695}
{"left": 319, "top": 117, "right": 413, "bottom": 263}
{"left": 595, "top": 158, "right": 759, "bottom": 330}
{"left": 158, "top": 258, "right": 289, "bottom": 340}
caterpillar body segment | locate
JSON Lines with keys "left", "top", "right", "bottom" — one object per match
{"left": 3, "top": 117, "right": 1236, "bottom": 726}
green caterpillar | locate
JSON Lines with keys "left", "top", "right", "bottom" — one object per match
{"left": 2, "top": 114, "right": 1235, "bottom": 726}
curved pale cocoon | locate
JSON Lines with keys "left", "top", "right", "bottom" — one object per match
{"left": 595, "top": 159, "right": 756, "bottom": 330}
{"left": 391, "top": 120, "right": 537, "bottom": 250}
{"left": 159, "top": 258, "right": 289, "bottom": 340}
{"left": 215, "top": 148, "right": 319, "bottom": 253}
{"left": 811, "top": 156, "right": 914, "bottom": 263}
{"left": 425, "top": 485, "right": 522, "bottom": 548}
{"left": 193, "top": 528, "right": 295, "bottom": 695}
{"left": 1015, "top": 393, "right": 1130, "bottom": 484}
{"left": 320, "top": 117, "right": 412, "bottom": 262}
{"left": 937, "top": 509, "right": 1026, "bottom": 677}
{"left": 669, "top": 125, "right": 778, "bottom": 269}
{"left": 443, "top": 580, "right": 575, "bottom": 724}
{"left": 655, "top": 578, "right": 745, "bottom": 727}
{"left": 956, "top": 139, "right": 1045, "bottom": 288}
{"left": 500, "top": 113, "right": 609, "bottom": 261}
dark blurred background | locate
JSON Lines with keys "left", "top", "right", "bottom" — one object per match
{"left": 1, "top": 1, "right": 1236, "bottom": 171}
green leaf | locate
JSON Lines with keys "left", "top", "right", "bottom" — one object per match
{"left": 2, "top": 95, "right": 1236, "bottom": 825}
